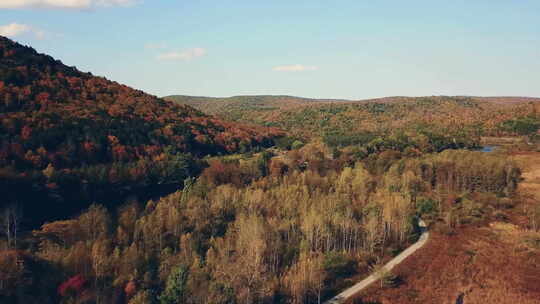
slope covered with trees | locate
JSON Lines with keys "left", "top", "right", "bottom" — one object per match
{"left": 2, "top": 144, "right": 524, "bottom": 304}
{"left": 0, "top": 36, "right": 283, "bottom": 225}
{"left": 165, "top": 95, "right": 347, "bottom": 113}
{"left": 168, "top": 95, "right": 540, "bottom": 153}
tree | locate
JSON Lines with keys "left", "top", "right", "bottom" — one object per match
{"left": 1, "top": 204, "right": 22, "bottom": 249}
{"left": 159, "top": 265, "right": 190, "bottom": 304}
{"left": 42, "top": 163, "right": 55, "bottom": 180}
{"left": 91, "top": 239, "right": 112, "bottom": 304}
{"left": 291, "top": 140, "right": 305, "bottom": 150}
{"left": 284, "top": 252, "right": 327, "bottom": 304}
{"left": 78, "top": 204, "right": 110, "bottom": 241}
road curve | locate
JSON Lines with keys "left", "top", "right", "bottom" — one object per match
{"left": 324, "top": 219, "right": 429, "bottom": 304}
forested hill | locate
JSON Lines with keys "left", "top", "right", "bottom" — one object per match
{"left": 0, "top": 36, "right": 282, "bottom": 159}
{"left": 165, "top": 94, "right": 540, "bottom": 117}
{"left": 0, "top": 36, "right": 282, "bottom": 224}
{"left": 164, "top": 94, "right": 350, "bottom": 115}
{"left": 166, "top": 94, "right": 540, "bottom": 149}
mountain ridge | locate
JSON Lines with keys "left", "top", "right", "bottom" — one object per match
{"left": 0, "top": 35, "right": 283, "bottom": 225}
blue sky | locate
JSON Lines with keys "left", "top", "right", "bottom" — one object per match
{"left": 1, "top": 0, "right": 540, "bottom": 99}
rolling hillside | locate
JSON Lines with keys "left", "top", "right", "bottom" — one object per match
{"left": 0, "top": 36, "right": 283, "bottom": 224}
{"left": 164, "top": 94, "right": 350, "bottom": 120}
{"left": 166, "top": 94, "right": 540, "bottom": 153}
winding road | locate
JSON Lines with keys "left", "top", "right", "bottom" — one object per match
{"left": 324, "top": 219, "right": 429, "bottom": 304}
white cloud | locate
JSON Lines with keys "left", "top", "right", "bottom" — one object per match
{"left": 0, "top": 0, "right": 138, "bottom": 9}
{"left": 0, "top": 23, "right": 46, "bottom": 39}
{"left": 272, "top": 64, "right": 318, "bottom": 72}
{"left": 95, "top": 0, "right": 136, "bottom": 7}
{"left": 144, "top": 42, "right": 167, "bottom": 50}
{"left": 157, "top": 48, "right": 207, "bottom": 61}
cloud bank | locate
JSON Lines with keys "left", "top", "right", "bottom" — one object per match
{"left": 157, "top": 48, "right": 207, "bottom": 61}
{"left": 0, "top": 0, "right": 138, "bottom": 9}
{"left": 272, "top": 64, "right": 318, "bottom": 72}
{"left": 0, "top": 23, "right": 45, "bottom": 39}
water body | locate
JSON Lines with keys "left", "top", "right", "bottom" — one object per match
{"left": 480, "top": 146, "right": 499, "bottom": 152}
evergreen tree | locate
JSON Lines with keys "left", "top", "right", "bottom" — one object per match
{"left": 159, "top": 265, "right": 189, "bottom": 304}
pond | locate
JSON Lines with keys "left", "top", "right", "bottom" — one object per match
{"left": 480, "top": 145, "right": 499, "bottom": 152}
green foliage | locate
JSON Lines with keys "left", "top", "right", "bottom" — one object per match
{"left": 500, "top": 117, "right": 540, "bottom": 136}
{"left": 323, "top": 131, "right": 375, "bottom": 148}
{"left": 274, "top": 136, "right": 303, "bottom": 150}
{"left": 291, "top": 140, "right": 305, "bottom": 150}
{"left": 159, "top": 265, "right": 190, "bottom": 304}
{"left": 416, "top": 198, "right": 438, "bottom": 216}
{"left": 323, "top": 252, "right": 357, "bottom": 279}
{"left": 256, "top": 151, "right": 273, "bottom": 177}
{"left": 380, "top": 270, "right": 401, "bottom": 288}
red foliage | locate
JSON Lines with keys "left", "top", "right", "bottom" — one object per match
{"left": 201, "top": 160, "right": 229, "bottom": 185}
{"left": 107, "top": 135, "right": 120, "bottom": 146}
{"left": 0, "top": 36, "right": 284, "bottom": 176}
{"left": 82, "top": 141, "right": 96, "bottom": 154}
{"left": 112, "top": 145, "right": 129, "bottom": 162}
{"left": 124, "top": 280, "right": 137, "bottom": 298}
{"left": 20, "top": 126, "right": 32, "bottom": 140}
{"left": 58, "top": 274, "right": 87, "bottom": 297}
{"left": 36, "top": 92, "right": 50, "bottom": 103}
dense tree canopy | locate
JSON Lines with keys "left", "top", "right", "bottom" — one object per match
{"left": 0, "top": 36, "right": 283, "bottom": 224}
{"left": 5, "top": 148, "right": 520, "bottom": 304}
{"left": 170, "top": 94, "right": 540, "bottom": 151}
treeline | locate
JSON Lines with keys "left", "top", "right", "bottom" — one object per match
{"left": 322, "top": 126, "right": 479, "bottom": 154}
{"left": 0, "top": 149, "right": 520, "bottom": 304}
{"left": 1, "top": 150, "right": 202, "bottom": 226}
{"left": 499, "top": 116, "right": 540, "bottom": 138}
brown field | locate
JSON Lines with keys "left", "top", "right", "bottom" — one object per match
{"left": 480, "top": 136, "right": 525, "bottom": 145}
{"left": 347, "top": 152, "right": 540, "bottom": 304}
{"left": 513, "top": 153, "right": 540, "bottom": 202}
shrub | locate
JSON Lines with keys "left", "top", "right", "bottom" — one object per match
{"left": 416, "top": 198, "right": 438, "bottom": 216}
{"left": 159, "top": 265, "right": 189, "bottom": 304}
{"left": 58, "top": 274, "right": 87, "bottom": 297}
{"left": 291, "top": 140, "right": 305, "bottom": 150}
{"left": 323, "top": 252, "right": 357, "bottom": 280}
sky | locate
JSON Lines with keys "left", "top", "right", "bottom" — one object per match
{"left": 1, "top": 0, "right": 540, "bottom": 99}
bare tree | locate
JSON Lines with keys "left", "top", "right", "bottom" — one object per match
{"left": 1, "top": 203, "right": 22, "bottom": 249}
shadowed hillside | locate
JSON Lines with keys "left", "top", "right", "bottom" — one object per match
{"left": 0, "top": 36, "right": 283, "bottom": 225}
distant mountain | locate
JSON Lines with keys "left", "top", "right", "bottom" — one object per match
{"left": 164, "top": 94, "right": 540, "bottom": 141}
{"left": 165, "top": 94, "right": 540, "bottom": 116}
{"left": 164, "top": 94, "right": 351, "bottom": 115}
{"left": 467, "top": 96, "right": 540, "bottom": 104}
{"left": 365, "top": 96, "right": 540, "bottom": 104}
{"left": 0, "top": 36, "right": 282, "bottom": 224}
